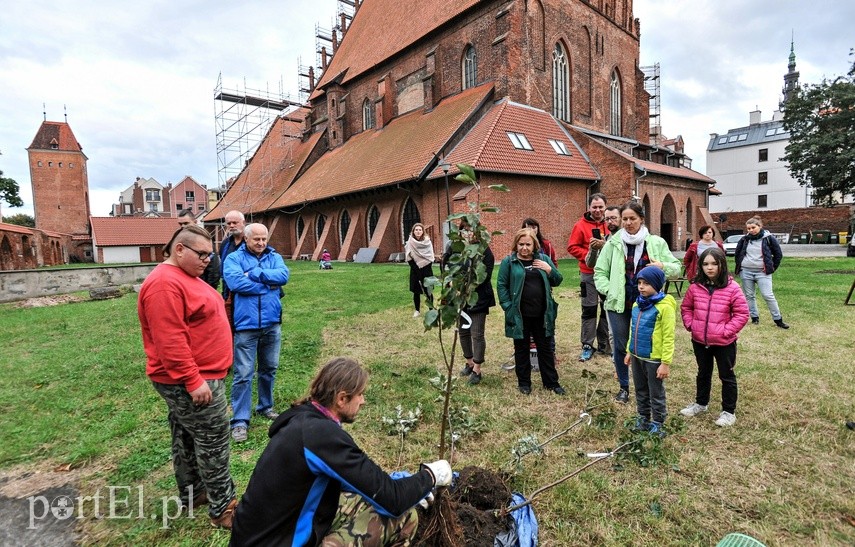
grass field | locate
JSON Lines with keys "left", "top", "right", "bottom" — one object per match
{"left": 1, "top": 258, "right": 854, "bottom": 545}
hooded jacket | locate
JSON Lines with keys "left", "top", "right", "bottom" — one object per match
{"left": 734, "top": 230, "right": 782, "bottom": 275}
{"left": 223, "top": 244, "right": 289, "bottom": 331}
{"left": 627, "top": 294, "right": 677, "bottom": 364}
{"left": 496, "top": 251, "right": 563, "bottom": 338}
{"left": 567, "top": 212, "right": 608, "bottom": 275}
{"left": 681, "top": 277, "right": 749, "bottom": 347}
{"left": 593, "top": 231, "right": 681, "bottom": 314}
{"left": 229, "top": 403, "right": 434, "bottom": 546}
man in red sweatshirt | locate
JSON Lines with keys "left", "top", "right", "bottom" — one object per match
{"left": 138, "top": 225, "right": 237, "bottom": 528}
{"left": 567, "top": 193, "right": 610, "bottom": 362}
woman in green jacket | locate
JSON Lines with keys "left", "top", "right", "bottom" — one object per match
{"left": 593, "top": 201, "right": 681, "bottom": 404}
{"left": 497, "top": 228, "right": 565, "bottom": 395}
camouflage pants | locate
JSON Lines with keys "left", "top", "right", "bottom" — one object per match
{"left": 322, "top": 491, "right": 419, "bottom": 547}
{"left": 152, "top": 379, "right": 236, "bottom": 518}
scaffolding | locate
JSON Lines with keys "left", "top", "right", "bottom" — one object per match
{"left": 213, "top": 73, "right": 303, "bottom": 192}
{"left": 641, "top": 63, "right": 661, "bottom": 145}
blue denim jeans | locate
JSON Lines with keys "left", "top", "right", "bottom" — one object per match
{"left": 607, "top": 309, "right": 632, "bottom": 390}
{"left": 231, "top": 325, "right": 281, "bottom": 428}
{"left": 740, "top": 270, "right": 782, "bottom": 320}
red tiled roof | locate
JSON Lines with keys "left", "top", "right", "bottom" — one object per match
{"left": 434, "top": 99, "right": 599, "bottom": 181}
{"left": 585, "top": 136, "right": 714, "bottom": 184}
{"left": 206, "top": 112, "right": 323, "bottom": 220}
{"left": 27, "top": 121, "right": 85, "bottom": 154}
{"left": 90, "top": 217, "right": 181, "bottom": 246}
{"left": 272, "top": 83, "right": 494, "bottom": 208}
{"left": 0, "top": 222, "right": 35, "bottom": 235}
{"left": 312, "top": 0, "right": 481, "bottom": 98}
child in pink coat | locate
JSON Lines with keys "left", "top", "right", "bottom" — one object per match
{"left": 679, "top": 248, "right": 749, "bottom": 427}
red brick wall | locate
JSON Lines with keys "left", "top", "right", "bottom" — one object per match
{"left": 0, "top": 227, "right": 72, "bottom": 270}
{"left": 28, "top": 149, "right": 91, "bottom": 235}
{"left": 712, "top": 205, "right": 853, "bottom": 239}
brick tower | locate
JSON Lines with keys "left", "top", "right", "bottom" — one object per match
{"left": 27, "top": 120, "right": 94, "bottom": 255}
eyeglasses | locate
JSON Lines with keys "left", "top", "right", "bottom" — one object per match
{"left": 182, "top": 243, "right": 214, "bottom": 261}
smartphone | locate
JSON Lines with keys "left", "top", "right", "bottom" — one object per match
{"left": 592, "top": 228, "right": 602, "bottom": 240}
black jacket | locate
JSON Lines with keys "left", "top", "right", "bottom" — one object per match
{"left": 734, "top": 231, "right": 782, "bottom": 275}
{"left": 229, "top": 403, "right": 434, "bottom": 546}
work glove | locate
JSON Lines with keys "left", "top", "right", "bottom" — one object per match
{"left": 423, "top": 460, "right": 452, "bottom": 487}
{"left": 418, "top": 491, "right": 435, "bottom": 509}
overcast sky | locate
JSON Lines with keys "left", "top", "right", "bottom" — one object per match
{"left": 1, "top": 0, "right": 852, "bottom": 219}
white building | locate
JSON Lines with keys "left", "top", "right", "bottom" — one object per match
{"left": 707, "top": 43, "right": 813, "bottom": 212}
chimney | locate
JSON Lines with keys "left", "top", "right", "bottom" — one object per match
{"left": 749, "top": 109, "right": 761, "bottom": 125}
{"left": 340, "top": 14, "right": 347, "bottom": 37}
{"left": 321, "top": 46, "right": 328, "bottom": 70}
{"left": 332, "top": 30, "right": 338, "bottom": 53}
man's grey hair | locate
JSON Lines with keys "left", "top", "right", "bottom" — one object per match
{"left": 244, "top": 223, "right": 268, "bottom": 239}
{"left": 225, "top": 210, "right": 245, "bottom": 222}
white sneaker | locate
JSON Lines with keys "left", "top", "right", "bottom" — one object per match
{"left": 680, "top": 403, "right": 708, "bottom": 417}
{"left": 715, "top": 411, "right": 736, "bottom": 427}
{"left": 413, "top": 310, "right": 420, "bottom": 318}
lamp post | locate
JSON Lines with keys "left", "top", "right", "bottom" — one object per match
{"left": 439, "top": 159, "right": 452, "bottom": 219}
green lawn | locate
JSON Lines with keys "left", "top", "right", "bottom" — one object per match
{"left": 1, "top": 258, "right": 854, "bottom": 545}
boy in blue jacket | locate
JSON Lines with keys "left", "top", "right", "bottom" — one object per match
{"left": 623, "top": 266, "right": 676, "bottom": 436}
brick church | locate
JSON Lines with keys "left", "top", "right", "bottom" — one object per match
{"left": 207, "top": 0, "right": 714, "bottom": 261}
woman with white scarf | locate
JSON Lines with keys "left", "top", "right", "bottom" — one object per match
{"left": 405, "top": 223, "right": 435, "bottom": 318}
{"left": 593, "top": 201, "right": 681, "bottom": 405}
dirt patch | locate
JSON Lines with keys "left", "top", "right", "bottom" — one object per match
{"left": 14, "top": 294, "right": 87, "bottom": 308}
{"left": 414, "top": 466, "right": 513, "bottom": 547}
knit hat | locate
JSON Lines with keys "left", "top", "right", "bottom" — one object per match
{"left": 637, "top": 265, "right": 665, "bottom": 293}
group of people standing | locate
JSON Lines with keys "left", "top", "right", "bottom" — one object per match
{"left": 405, "top": 196, "right": 791, "bottom": 437}
{"left": 140, "top": 211, "right": 451, "bottom": 544}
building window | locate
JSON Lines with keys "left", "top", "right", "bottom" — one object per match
{"left": 758, "top": 195, "right": 768, "bottom": 208}
{"left": 548, "top": 139, "right": 571, "bottom": 155}
{"left": 402, "top": 197, "right": 421, "bottom": 242}
{"left": 339, "top": 209, "right": 351, "bottom": 244}
{"left": 38, "top": 161, "right": 42, "bottom": 167}
{"left": 362, "top": 99, "right": 375, "bottom": 130}
{"left": 759, "top": 148, "right": 768, "bottom": 162}
{"left": 69, "top": 163, "right": 74, "bottom": 168}
{"left": 176, "top": 203, "right": 183, "bottom": 210}
{"left": 758, "top": 172, "right": 768, "bottom": 185}
{"left": 507, "top": 132, "right": 533, "bottom": 150}
{"left": 149, "top": 203, "right": 159, "bottom": 212}
{"left": 48, "top": 162, "right": 53, "bottom": 167}
{"left": 186, "top": 191, "right": 195, "bottom": 202}
{"left": 58, "top": 162, "right": 63, "bottom": 168}
{"left": 609, "top": 69, "right": 622, "bottom": 136}
{"left": 296, "top": 215, "right": 305, "bottom": 239}
{"left": 146, "top": 189, "right": 160, "bottom": 202}
{"left": 552, "top": 42, "right": 570, "bottom": 121}
{"left": 198, "top": 204, "right": 205, "bottom": 211}
{"left": 462, "top": 45, "right": 477, "bottom": 90}
{"left": 316, "top": 214, "right": 327, "bottom": 241}
{"left": 367, "top": 205, "right": 380, "bottom": 241}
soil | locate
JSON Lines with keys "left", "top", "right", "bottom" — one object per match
{"left": 414, "top": 466, "right": 513, "bottom": 547}
{"left": 14, "top": 294, "right": 87, "bottom": 308}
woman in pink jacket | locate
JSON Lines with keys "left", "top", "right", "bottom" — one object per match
{"left": 679, "top": 248, "right": 749, "bottom": 427}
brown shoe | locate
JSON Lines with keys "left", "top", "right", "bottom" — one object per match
{"left": 182, "top": 490, "right": 208, "bottom": 514}
{"left": 210, "top": 498, "right": 238, "bottom": 529}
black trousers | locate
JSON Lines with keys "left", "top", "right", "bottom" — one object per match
{"left": 513, "top": 315, "right": 560, "bottom": 390}
{"left": 691, "top": 340, "right": 738, "bottom": 414}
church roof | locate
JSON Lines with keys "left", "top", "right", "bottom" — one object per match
{"left": 433, "top": 99, "right": 599, "bottom": 181}
{"left": 272, "top": 82, "right": 495, "bottom": 208}
{"left": 27, "top": 121, "right": 85, "bottom": 154}
{"left": 206, "top": 112, "right": 323, "bottom": 220}
{"left": 312, "top": 0, "right": 482, "bottom": 98}
{"left": 90, "top": 217, "right": 179, "bottom": 247}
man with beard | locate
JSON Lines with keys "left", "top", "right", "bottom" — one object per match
{"left": 219, "top": 210, "right": 246, "bottom": 299}
{"left": 567, "top": 193, "right": 611, "bottom": 361}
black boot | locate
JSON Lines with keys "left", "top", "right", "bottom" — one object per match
{"left": 751, "top": 317, "right": 759, "bottom": 325}
{"left": 774, "top": 318, "right": 789, "bottom": 329}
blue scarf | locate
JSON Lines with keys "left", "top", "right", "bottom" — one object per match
{"left": 636, "top": 291, "right": 665, "bottom": 311}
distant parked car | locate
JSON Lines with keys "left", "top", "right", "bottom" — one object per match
{"left": 847, "top": 235, "right": 855, "bottom": 257}
{"left": 723, "top": 234, "right": 744, "bottom": 256}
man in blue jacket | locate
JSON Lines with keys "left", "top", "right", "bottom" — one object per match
{"left": 223, "top": 223, "right": 290, "bottom": 443}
